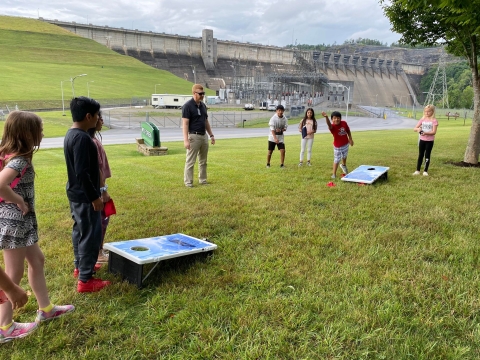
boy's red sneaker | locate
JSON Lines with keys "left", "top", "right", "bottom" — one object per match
{"left": 77, "top": 278, "right": 111, "bottom": 293}
{"left": 73, "top": 263, "right": 102, "bottom": 278}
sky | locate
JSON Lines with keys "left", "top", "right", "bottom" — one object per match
{"left": 0, "top": 0, "right": 401, "bottom": 47}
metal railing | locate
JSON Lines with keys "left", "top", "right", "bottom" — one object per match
{"left": 0, "top": 97, "right": 150, "bottom": 112}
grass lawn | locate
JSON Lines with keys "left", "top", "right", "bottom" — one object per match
{"left": 240, "top": 111, "right": 474, "bottom": 129}
{"left": 0, "top": 111, "right": 107, "bottom": 138}
{"left": 1, "top": 119, "right": 480, "bottom": 358}
{"left": 0, "top": 16, "right": 214, "bottom": 103}
{"left": 240, "top": 114, "right": 302, "bottom": 128}
{"left": 33, "top": 111, "right": 78, "bottom": 138}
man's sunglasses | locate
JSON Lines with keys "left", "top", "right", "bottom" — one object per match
{"left": 195, "top": 92, "right": 205, "bottom": 96}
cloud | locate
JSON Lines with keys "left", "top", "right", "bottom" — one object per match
{"left": 0, "top": 0, "right": 401, "bottom": 46}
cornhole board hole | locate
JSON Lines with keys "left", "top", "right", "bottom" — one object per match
{"left": 341, "top": 165, "right": 390, "bottom": 184}
{"left": 104, "top": 233, "right": 217, "bottom": 288}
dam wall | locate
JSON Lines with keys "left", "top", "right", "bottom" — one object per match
{"left": 41, "top": 19, "right": 301, "bottom": 64}
{"left": 41, "top": 18, "right": 418, "bottom": 107}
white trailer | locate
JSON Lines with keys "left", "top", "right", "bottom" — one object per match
{"left": 151, "top": 94, "right": 191, "bottom": 109}
{"left": 206, "top": 96, "right": 221, "bottom": 105}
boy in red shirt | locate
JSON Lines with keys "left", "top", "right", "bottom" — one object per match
{"left": 322, "top": 111, "right": 354, "bottom": 178}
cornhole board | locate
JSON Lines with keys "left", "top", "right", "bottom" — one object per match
{"left": 104, "top": 233, "right": 217, "bottom": 288}
{"left": 341, "top": 165, "right": 389, "bottom": 184}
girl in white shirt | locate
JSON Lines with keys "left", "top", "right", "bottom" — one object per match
{"left": 413, "top": 104, "right": 438, "bottom": 176}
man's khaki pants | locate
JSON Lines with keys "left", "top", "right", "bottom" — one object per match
{"left": 184, "top": 133, "right": 209, "bottom": 186}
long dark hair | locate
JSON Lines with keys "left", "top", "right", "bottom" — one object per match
{"left": 301, "top": 108, "right": 317, "bottom": 131}
{"left": 87, "top": 111, "right": 103, "bottom": 142}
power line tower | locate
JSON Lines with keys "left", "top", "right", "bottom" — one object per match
{"left": 424, "top": 49, "right": 449, "bottom": 108}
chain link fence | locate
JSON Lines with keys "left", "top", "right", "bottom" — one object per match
{"left": 100, "top": 109, "right": 273, "bottom": 129}
{"left": 4, "top": 97, "right": 429, "bottom": 128}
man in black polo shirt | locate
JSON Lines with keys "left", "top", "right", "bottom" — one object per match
{"left": 182, "top": 84, "right": 215, "bottom": 187}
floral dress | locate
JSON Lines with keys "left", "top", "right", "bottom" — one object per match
{"left": 0, "top": 156, "right": 38, "bottom": 249}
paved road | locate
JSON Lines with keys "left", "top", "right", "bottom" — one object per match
{"left": 41, "top": 109, "right": 417, "bottom": 149}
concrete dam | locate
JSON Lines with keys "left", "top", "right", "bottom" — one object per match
{"left": 43, "top": 19, "right": 422, "bottom": 108}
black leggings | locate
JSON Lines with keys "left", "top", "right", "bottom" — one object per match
{"left": 417, "top": 140, "right": 434, "bottom": 172}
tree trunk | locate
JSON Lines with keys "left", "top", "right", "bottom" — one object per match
{"left": 463, "top": 72, "right": 480, "bottom": 164}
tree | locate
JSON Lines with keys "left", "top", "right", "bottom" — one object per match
{"left": 343, "top": 38, "right": 387, "bottom": 46}
{"left": 462, "top": 86, "right": 474, "bottom": 109}
{"left": 381, "top": 0, "right": 480, "bottom": 164}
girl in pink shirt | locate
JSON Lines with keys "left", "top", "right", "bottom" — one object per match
{"left": 298, "top": 108, "right": 317, "bottom": 166}
{"left": 88, "top": 112, "right": 112, "bottom": 264}
{"left": 413, "top": 104, "right": 438, "bottom": 176}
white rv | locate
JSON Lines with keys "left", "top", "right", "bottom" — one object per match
{"left": 151, "top": 94, "right": 191, "bottom": 109}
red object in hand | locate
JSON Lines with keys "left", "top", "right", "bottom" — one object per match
{"left": 104, "top": 199, "right": 116, "bottom": 217}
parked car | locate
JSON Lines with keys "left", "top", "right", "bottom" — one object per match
{"left": 244, "top": 103, "right": 254, "bottom": 110}
{"left": 267, "top": 104, "right": 277, "bottom": 111}
{"left": 259, "top": 101, "right": 268, "bottom": 110}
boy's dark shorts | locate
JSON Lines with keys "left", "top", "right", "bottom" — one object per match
{"left": 268, "top": 141, "right": 285, "bottom": 151}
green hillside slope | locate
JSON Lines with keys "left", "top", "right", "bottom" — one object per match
{"left": 0, "top": 16, "right": 208, "bottom": 103}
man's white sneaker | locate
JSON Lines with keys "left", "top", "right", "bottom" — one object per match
{"left": 423, "top": 171, "right": 428, "bottom": 176}
{"left": 413, "top": 171, "right": 420, "bottom": 175}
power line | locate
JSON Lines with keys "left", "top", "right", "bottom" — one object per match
{"left": 424, "top": 48, "right": 449, "bottom": 108}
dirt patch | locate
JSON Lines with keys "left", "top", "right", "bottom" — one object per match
{"left": 447, "top": 161, "right": 480, "bottom": 168}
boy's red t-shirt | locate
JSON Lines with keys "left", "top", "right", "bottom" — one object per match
{"left": 330, "top": 121, "right": 350, "bottom": 147}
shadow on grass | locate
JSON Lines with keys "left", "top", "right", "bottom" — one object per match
{"left": 447, "top": 161, "right": 480, "bottom": 168}
{"left": 109, "top": 251, "right": 215, "bottom": 289}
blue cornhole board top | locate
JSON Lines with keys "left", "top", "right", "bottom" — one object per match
{"left": 104, "top": 233, "right": 217, "bottom": 265}
{"left": 341, "top": 165, "right": 390, "bottom": 184}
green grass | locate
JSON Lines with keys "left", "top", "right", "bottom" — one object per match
{"left": 1, "top": 119, "right": 480, "bottom": 358}
{"left": 0, "top": 16, "right": 214, "bottom": 102}
{"left": 242, "top": 116, "right": 466, "bottom": 129}
{"left": 392, "top": 106, "right": 474, "bottom": 122}
{"left": 34, "top": 111, "right": 79, "bottom": 137}
{"left": 0, "top": 111, "right": 109, "bottom": 138}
